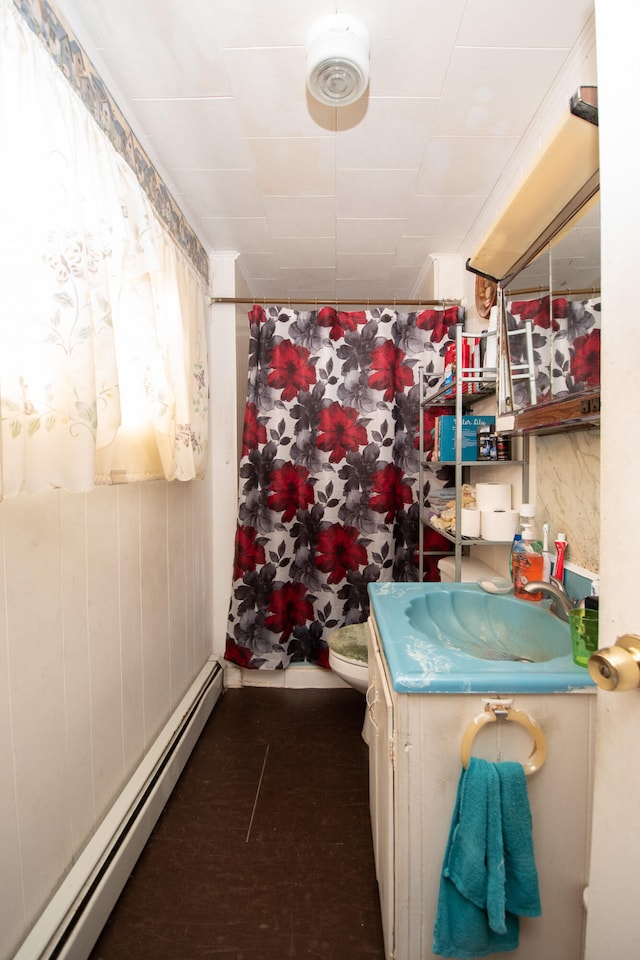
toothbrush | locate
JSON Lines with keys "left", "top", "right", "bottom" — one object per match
{"left": 542, "top": 522, "right": 551, "bottom": 582}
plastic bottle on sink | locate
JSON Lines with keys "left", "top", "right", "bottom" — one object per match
{"left": 511, "top": 504, "right": 544, "bottom": 602}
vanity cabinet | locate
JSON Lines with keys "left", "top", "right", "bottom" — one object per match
{"left": 367, "top": 612, "right": 595, "bottom": 960}
{"left": 418, "top": 323, "right": 529, "bottom": 581}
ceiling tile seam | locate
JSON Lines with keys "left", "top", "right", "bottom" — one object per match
{"left": 219, "top": 44, "right": 304, "bottom": 52}
{"left": 452, "top": 43, "right": 573, "bottom": 52}
{"left": 412, "top": 195, "right": 489, "bottom": 201}
{"left": 341, "top": 96, "right": 440, "bottom": 103}
{"left": 167, "top": 168, "right": 256, "bottom": 173}
{"left": 245, "top": 137, "right": 335, "bottom": 142}
{"left": 272, "top": 235, "right": 336, "bottom": 241}
{"left": 130, "top": 96, "right": 235, "bottom": 103}
{"left": 261, "top": 195, "right": 337, "bottom": 200}
{"left": 335, "top": 167, "right": 421, "bottom": 172}
{"left": 399, "top": 233, "right": 465, "bottom": 239}
{"left": 420, "top": 134, "right": 522, "bottom": 140}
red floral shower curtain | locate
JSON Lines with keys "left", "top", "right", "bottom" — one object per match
{"left": 225, "top": 304, "right": 461, "bottom": 671}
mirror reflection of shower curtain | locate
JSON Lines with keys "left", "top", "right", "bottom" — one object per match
{"left": 506, "top": 296, "right": 601, "bottom": 407}
{"left": 225, "top": 304, "right": 461, "bottom": 671}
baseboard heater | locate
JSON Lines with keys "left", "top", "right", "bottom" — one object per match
{"left": 15, "top": 657, "right": 224, "bottom": 960}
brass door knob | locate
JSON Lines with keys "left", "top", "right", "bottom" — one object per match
{"left": 588, "top": 634, "right": 640, "bottom": 691}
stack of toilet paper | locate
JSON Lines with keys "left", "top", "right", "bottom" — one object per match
{"left": 476, "top": 483, "right": 518, "bottom": 541}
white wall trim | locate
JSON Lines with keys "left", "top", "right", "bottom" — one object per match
{"left": 13, "top": 658, "right": 223, "bottom": 960}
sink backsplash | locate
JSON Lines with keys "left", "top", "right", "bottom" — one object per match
{"left": 535, "top": 429, "right": 600, "bottom": 574}
{"left": 563, "top": 566, "right": 596, "bottom": 603}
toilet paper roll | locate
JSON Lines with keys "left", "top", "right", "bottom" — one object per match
{"left": 475, "top": 482, "right": 511, "bottom": 512}
{"left": 480, "top": 509, "right": 519, "bottom": 541}
{"left": 461, "top": 508, "right": 481, "bottom": 538}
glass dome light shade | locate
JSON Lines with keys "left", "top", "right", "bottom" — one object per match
{"left": 306, "top": 15, "right": 370, "bottom": 107}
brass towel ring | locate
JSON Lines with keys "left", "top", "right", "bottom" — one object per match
{"left": 460, "top": 704, "right": 547, "bottom": 776}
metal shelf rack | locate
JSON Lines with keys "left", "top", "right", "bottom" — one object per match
{"left": 418, "top": 323, "right": 529, "bottom": 581}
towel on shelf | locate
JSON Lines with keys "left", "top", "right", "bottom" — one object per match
{"left": 433, "top": 757, "right": 541, "bottom": 959}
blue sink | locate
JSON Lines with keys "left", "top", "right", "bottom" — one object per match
{"left": 368, "top": 582, "right": 595, "bottom": 694}
{"left": 405, "top": 588, "right": 569, "bottom": 662}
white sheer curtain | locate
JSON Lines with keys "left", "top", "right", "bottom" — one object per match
{"left": 0, "top": 0, "right": 208, "bottom": 499}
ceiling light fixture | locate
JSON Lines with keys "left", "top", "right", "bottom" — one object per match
{"left": 305, "top": 14, "right": 370, "bottom": 107}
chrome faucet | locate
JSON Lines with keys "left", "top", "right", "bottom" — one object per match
{"left": 522, "top": 576, "right": 580, "bottom": 622}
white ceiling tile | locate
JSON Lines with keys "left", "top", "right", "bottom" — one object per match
{"left": 247, "top": 138, "right": 335, "bottom": 196}
{"left": 337, "top": 254, "right": 395, "bottom": 281}
{"left": 278, "top": 268, "right": 337, "bottom": 292}
{"left": 275, "top": 238, "right": 336, "bottom": 269}
{"left": 222, "top": 47, "right": 336, "bottom": 139}
{"left": 246, "top": 279, "right": 294, "bottom": 300}
{"left": 345, "top": 0, "right": 468, "bottom": 97}
{"left": 212, "top": 0, "right": 334, "bottom": 47}
{"left": 336, "top": 98, "right": 438, "bottom": 170}
{"left": 132, "top": 99, "right": 255, "bottom": 170}
{"left": 456, "top": 0, "right": 593, "bottom": 48}
{"left": 337, "top": 170, "right": 418, "bottom": 219}
{"left": 336, "top": 220, "right": 405, "bottom": 254}
{"left": 335, "top": 279, "right": 414, "bottom": 302}
{"left": 434, "top": 47, "right": 570, "bottom": 138}
{"left": 416, "top": 136, "right": 520, "bottom": 197}
{"left": 172, "top": 170, "right": 263, "bottom": 217}
{"left": 58, "top": 0, "right": 231, "bottom": 98}
{"left": 57, "top": 0, "right": 596, "bottom": 303}
{"left": 236, "top": 253, "right": 281, "bottom": 277}
{"left": 263, "top": 197, "right": 336, "bottom": 237}
{"left": 388, "top": 265, "right": 425, "bottom": 292}
{"left": 395, "top": 236, "right": 464, "bottom": 266}
{"left": 199, "top": 218, "right": 273, "bottom": 254}
{"left": 404, "top": 195, "right": 486, "bottom": 237}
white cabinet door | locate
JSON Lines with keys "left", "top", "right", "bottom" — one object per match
{"left": 367, "top": 620, "right": 396, "bottom": 959}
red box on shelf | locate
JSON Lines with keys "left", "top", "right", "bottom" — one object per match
{"left": 443, "top": 337, "right": 481, "bottom": 396}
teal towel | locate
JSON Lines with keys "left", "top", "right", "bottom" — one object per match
{"left": 433, "top": 758, "right": 541, "bottom": 958}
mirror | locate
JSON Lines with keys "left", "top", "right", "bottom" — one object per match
{"left": 500, "top": 191, "right": 601, "bottom": 429}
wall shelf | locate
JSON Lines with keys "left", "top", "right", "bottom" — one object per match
{"left": 418, "top": 324, "right": 529, "bottom": 581}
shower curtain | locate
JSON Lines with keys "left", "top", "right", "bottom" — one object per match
{"left": 225, "top": 304, "right": 461, "bottom": 670}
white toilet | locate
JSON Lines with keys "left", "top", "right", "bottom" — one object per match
{"left": 329, "top": 558, "right": 501, "bottom": 694}
{"left": 328, "top": 622, "right": 369, "bottom": 694}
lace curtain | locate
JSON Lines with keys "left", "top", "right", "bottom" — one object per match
{"left": 0, "top": 0, "right": 208, "bottom": 499}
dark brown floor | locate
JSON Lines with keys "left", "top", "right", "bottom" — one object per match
{"left": 89, "top": 686, "right": 385, "bottom": 960}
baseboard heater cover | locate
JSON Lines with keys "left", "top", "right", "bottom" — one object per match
{"left": 14, "top": 657, "right": 224, "bottom": 960}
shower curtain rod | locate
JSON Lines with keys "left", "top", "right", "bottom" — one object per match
{"left": 503, "top": 285, "right": 601, "bottom": 297}
{"left": 210, "top": 296, "right": 461, "bottom": 307}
